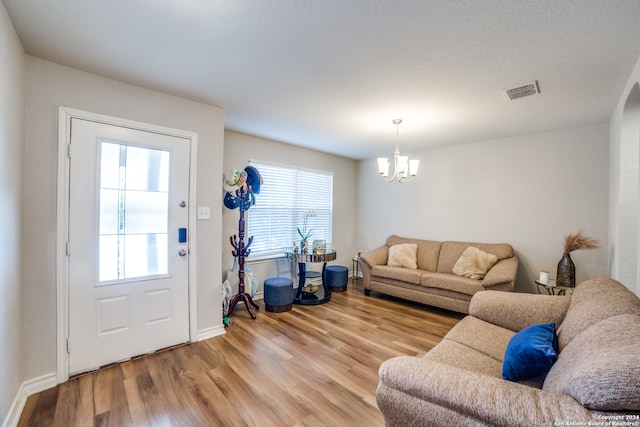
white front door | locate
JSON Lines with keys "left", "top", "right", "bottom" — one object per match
{"left": 68, "top": 117, "right": 191, "bottom": 375}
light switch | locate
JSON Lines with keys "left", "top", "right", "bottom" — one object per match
{"left": 197, "top": 206, "right": 211, "bottom": 220}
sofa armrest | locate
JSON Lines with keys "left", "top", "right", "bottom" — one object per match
{"left": 358, "top": 245, "right": 389, "bottom": 289}
{"left": 482, "top": 256, "right": 518, "bottom": 289}
{"left": 469, "top": 291, "right": 571, "bottom": 332}
{"left": 378, "top": 357, "right": 601, "bottom": 426}
{"left": 358, "top": 244, "right": 389, "bottom": 268}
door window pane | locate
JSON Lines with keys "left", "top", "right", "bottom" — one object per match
{"left": 124, "top": 191, "right": 169, "bottom": 234}
{"left": 124, "top": 234, "right": 168, "bottom": 279}
{"left": 98, "top": 142, "right": 170, "bottom": 282}
{"left": 99, "top": 189, "right": 120, "bottom": 235}
{"left": 125, "top": 146, "right": 170, "bottom": 192}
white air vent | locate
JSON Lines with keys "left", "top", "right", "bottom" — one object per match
{"left": 502, "top": 81, "right": 540, "bottom": 101}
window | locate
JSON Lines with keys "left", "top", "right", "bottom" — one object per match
{"left": 99, "top": 142, "right": 170, "bottom": 282}
{"left": 247, "top": 161, "right": 333, "bottom": 259}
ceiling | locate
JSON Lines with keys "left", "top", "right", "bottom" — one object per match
{"left": 4, "top": 0, "right": 640, "bottom": 159}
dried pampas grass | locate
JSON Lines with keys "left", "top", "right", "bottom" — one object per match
{"left": 563, "top": 229, "right": 600, "bottom": 253}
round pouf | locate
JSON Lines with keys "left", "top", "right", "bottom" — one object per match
{"left": 324, "top": 265, "right": 349, "bottom": 292}
{"left": 264, "top": 277, "right": 294, "bottom": 312}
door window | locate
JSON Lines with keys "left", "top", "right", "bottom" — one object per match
{"left": 98, "top": 142, "right": 170, "bottom": 282}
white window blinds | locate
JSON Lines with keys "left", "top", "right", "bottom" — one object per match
{"left": 247, "top": 161, "right": 333, "bottom": 258}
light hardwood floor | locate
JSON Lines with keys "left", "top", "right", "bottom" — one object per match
{"left": 18, "top": 281, "right": 463, "bottom": 427}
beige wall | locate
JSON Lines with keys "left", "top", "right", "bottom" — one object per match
{"left": 23, "top": 56, "right": 225, "bottom": 380}
{"left": 0, "top": 2, "right": 25, "bottom": 421}
{"left": 357, "top": 123, "right": 610, "bottom": 294}
{"left": 223, "top": 131, "right": 359, "bottom": 296}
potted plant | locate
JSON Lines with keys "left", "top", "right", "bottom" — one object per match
{"left": 297, "top": 210, "right": 316, "bottom": 253}
{"left": 557, "top": 229, "right": 600, "bottom": 287}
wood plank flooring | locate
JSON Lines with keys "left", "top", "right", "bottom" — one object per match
{"left": 18, "top": 281, "right": 463, "bottom": 427}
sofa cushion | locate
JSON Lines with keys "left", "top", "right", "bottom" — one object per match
{"left": 502, "top": 323, "right": 558, "bottom": 382}
{"left": 420, "top": 272, "right": 484, "bottom": 296}
{"left": 386, "top": 235, "right": 442, "bottom": 272}
{"left": 437, "top": 241, "right": 513, "bottom": 274}
{"left": 424, "top": 339, "right": 503, "bottom": 379}
{"left": 387, "top": 243, "right": 418, "bottom": 269}
{"left": 452, "top": 246, "right": 498, "bottom": 280}
{"left": 544, "top": 313, "right": 640, "bottom": 411}
{"left": 557, "top": 277, "right": 640, "bottom": 350}
{"left": 443, "top": 316, "right": 514, "bottom": 362}
{"left": 371, "top": 265, "right": 423, "bottom": 285}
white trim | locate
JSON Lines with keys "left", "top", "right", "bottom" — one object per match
{"left": 3, "top": 373, "right": 57, "bottom": 427}
{"left": 56, "top": 108, "right": 71, "bottom": 383}
{"left": 188, "top": 131, "right": 199, "bottom": 342}
{"left": 56, "top": 106, "right": 199, "bottom": 383}
{"left": 196, "top": 325, "right": 227, "bottom": 341}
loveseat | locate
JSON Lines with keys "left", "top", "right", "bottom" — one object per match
{"left": 358, "top": 235, "right": 518, "bottom": 314}
{"left": 376, "top": 277, "right": 640, "bottom": 426}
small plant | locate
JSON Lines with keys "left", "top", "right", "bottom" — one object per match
{"left": 297, "top": 210, "right": 316, "bottom": 242}
{"left": 562, "top": 229, "right": 600, "bottom": 253}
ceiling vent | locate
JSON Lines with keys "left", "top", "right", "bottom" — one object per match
{"left": 502, "top": 81, "right": 540, "bottom": 101}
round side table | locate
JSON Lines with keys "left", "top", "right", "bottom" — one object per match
{"left": 535, "top": 279, "right": 574, "bottom": 296}
{"left": 285, "top": 250, "right": 337, "bottom": 305}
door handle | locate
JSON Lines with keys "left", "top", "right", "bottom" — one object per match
{"left": 178, "top": 249, "right": 187, "bottom": 257}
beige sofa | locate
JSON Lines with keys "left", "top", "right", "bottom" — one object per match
{"left": 377, "top": 278, "right": 640, "bottom": 426}
{"left": 358, "top": 235, "right": 518, "bottom": 314}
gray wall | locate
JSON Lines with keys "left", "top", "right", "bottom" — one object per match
{"left": 223, "top": 131, "right": 359, "bottom": 294}
{"left": 23, "top": 56, "right": 225, "bottom": 380}
{"left": 357, "top": 123, "right": 610, "bottom": 294}
{"left": 0, "top": 3, "right": 25, "bottom": 421}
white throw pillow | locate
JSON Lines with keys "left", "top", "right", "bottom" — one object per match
{"left": 452, "top": 246, "right": 498, "bottom": 280}
{"left": 387, "top": 244, "right": 418, "bottom": 269}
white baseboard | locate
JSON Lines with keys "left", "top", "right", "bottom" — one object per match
{"left": 197, "top": 324, "right": 226, "bottom": 341}
{"left": 3, "top": 372, "right": 57, "bottom": 427}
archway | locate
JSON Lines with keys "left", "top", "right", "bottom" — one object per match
{"left": 618, "top": 82, "right": 640, "bottom": 293}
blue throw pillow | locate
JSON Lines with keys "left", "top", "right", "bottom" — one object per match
{"left": 502, "top": 322, "right": 559, "bottom": 381}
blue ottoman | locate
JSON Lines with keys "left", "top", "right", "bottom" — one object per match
{"left": 264, "top": 277, "right": 294, "bottom": 312}
{"left": 324, "top": 265, "right": 348, "bottom": 292}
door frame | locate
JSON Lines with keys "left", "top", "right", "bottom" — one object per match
{"left": 56, "top": 107, "right": 199, "bottom": 383}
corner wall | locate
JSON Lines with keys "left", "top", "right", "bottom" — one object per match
{"left": 23, "top": 56, "right": 225, "bottom": 381}
{"left": 0, "top": 2, "right": 25, "bottom": 423}
{"left": 357, "top": 123, "right": 610, "bottom": 293}
{"left": 222, "top": 131, "right": 359, "bottom": 295}
{"left": 609, "top": 55, "right": 640, "bottom": 295}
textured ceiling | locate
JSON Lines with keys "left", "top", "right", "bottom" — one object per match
{"left": 4, "top": 0, "right": 640, "bottom": 159}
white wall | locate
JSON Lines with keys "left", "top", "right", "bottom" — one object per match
{"left": 609, "top": 56, "right": 640, "bottom": 296}
{"left": 23, "top": 56, "right": 225, "bottom": 380}
{"left": 0, "top": 2, "right": 25, "bottom": 421}
{"left": 358, "top": 123, "right": 610, "bottom": 293}
{"left": 223, "top": 131, "right": 359, "bottom": 296}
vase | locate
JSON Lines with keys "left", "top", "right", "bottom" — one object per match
{"left": 301, "top": 240, "right": 308, "bottom": 253}
{"left": 556, "top": 252, "right": 576, "bottom": 287}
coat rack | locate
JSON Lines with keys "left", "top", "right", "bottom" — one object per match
{"left": 227, "top": 185, "right": 259, "bottom": 318}
{"left": 223, "top": 166, "right": 263, "bottom": 319}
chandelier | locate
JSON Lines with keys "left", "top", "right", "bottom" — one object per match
{"left": 377, "top": 119, "right": 419, "bottom": 183}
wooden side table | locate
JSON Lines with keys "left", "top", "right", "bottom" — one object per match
{"left": 535, "top": 279, "right": 574, "bottom": 296}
